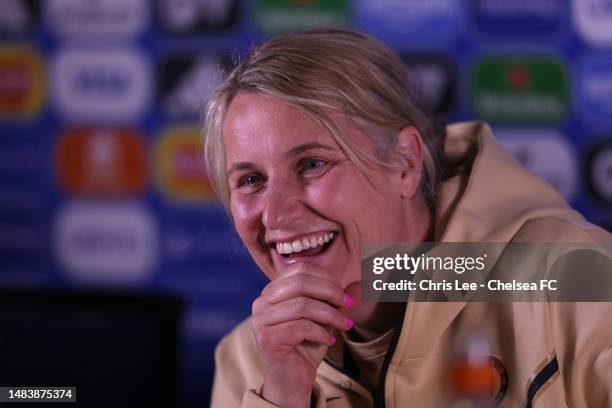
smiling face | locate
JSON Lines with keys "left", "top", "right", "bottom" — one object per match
{"left": 224, "top": 92, "right": 428, "bottom": 292}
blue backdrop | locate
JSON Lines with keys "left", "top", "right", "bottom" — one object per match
{"left": 0, "top": 0, "right": 611, "bottom": 406}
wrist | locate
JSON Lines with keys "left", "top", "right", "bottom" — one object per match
{"left": 261, "top": 383, "right": 311, "bottom": 408}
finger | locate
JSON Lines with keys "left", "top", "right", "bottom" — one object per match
{"left": 253, "top": 296, "right": 352, "bottom": 331}
{"left": 344, "top": 281, "right": 362, "bottom": 308}
{"left": 281, "top": 263, "right": 337, "bottom": 284}
{"left": 254, "top": 320, "right": 334, "bottom": 369}
{"left": 262, "top": 273, "right": 349, "bottom": 308}
{"left": 258, "top": 319, "right": 335, "bottom": 351}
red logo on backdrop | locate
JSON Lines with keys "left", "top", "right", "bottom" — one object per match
{"left": 507, "top": 64, "right": 531, "bottom": 91}
{"left": 0, "top": 46, "right": 44, "bottom": 117}
{"left": 153, "top": 127, "right": 215, "bottom": 202}
{"left": 55, "top": 128, "right": 147, "bottom": 196}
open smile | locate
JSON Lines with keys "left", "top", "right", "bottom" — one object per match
{"left": 273, "top": 231, "right": 337, "bottom": 259}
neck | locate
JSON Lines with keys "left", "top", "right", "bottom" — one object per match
{"left": 351, "top": 194, "right": 434, "bottom": 342}
{"left": 408, "top": 192, "right": 434, "bottom": 242}
{"left": 350, "top": 197, "right": 433, "bottom": 342}
{"left": 350, "top": 302, "right": 405, "bottom": 342}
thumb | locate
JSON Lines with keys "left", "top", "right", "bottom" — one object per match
{"left": 345, "top": 281, "right": 363, "bottom": 307}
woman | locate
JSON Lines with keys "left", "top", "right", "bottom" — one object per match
{"left": 205, "top": 27, "right": 612, "bottom": 407}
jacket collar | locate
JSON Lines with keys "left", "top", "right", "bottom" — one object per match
{"left": 396, "top": 121, "right": 582, "bottom": 361}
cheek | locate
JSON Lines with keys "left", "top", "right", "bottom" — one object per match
{"left": 304, "top": 169, "right": 377, "bottom": 241}
{"left": 306, "top": 165, "right": 365, "bottom": 206}
{"left": 312, "top": 168, "right": 400, "bottom": 241}
{"left": 310, "top": 166, "right": 394, "bottom": 216}
{"left": 230, "top": 195, "right": 261, "bottom": 243}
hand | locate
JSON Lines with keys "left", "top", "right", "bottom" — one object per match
{"left": 251, "top": 263, "right": 354, "bottom": 408}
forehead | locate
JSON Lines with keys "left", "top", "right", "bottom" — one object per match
{"left": 223, "top": 93, "right": 333, "bottom": 163}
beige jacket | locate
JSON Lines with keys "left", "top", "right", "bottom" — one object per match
{"left": 211, "top": 122, "right": 612, "bottom": 407}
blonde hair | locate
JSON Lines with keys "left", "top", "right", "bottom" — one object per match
{"left": 203, "top": 27, "right": 445, "bottom": 212}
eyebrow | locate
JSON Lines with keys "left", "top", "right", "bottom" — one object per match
{"left": 285, "top": 142, "right": 335, "bottom": 158}
{"left": 226, "top": 143, "right": 336, "bottom": 176}
{"left": 227, "top": 161, "right": 258, "bottom": 177}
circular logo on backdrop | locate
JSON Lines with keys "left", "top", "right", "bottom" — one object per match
{"left": 572, "top": 0, "right": 612, "bottom": 46}
{"left": 586, "top": 142, "right": 612, "bottom": 203}
{"left": 497, "top": 130, "right": 577, "bottom": 201}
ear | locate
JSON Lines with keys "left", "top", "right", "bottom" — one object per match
{"left": 393, "top": 126, "right": 424, "bottom": 199}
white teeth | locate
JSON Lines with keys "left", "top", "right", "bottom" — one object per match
{"left": 276, "top": 232, "right": 337, "bottom": 255}
{"left": 309, "top": 236, "right": 318, "bottom": 247}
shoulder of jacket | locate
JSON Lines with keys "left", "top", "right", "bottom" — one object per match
{"left": 515, "top": 215, "right": 611, "bottom": 243}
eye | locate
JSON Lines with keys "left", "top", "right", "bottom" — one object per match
{"left": 237, "top": 173, "right": 264, "bottom": 188}
{"left": 299, "top": 158, "right": 327, "bottom": 173}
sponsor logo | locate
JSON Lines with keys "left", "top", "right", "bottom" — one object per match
{"left": 472, "top": 56, "right": 569, "bottom": 123}
{"left": 572, "top": 0, "right": 612, "bottom": 46}
{"left": 449, "top": 355, "right": 509, "bottom": 404}
{"left": 44, "top": 0, "right": 147, "bottom": 38}
{"left": 471, "top": 0, "right": 563, "bottom": 35}
{"left": 0, "top": 0, "right": 39, "bottom": 35}
{"left": 402, "top": 54, "right": 456, "bottom": 115}
{"left": 0, "top": 46, "right": 44, "bottom": 117}
{"left": 489, "top": 356, "right": 509, "bottom": 403}
{"left": 578, "top": 54, "right": 612, "bottom": 125}
{"left": 586, "top": 141, "right": 612, "bottom": 203}
{"left": 52, "top": 48, "right": 151, "bottom": 122}
{"left": 497, "top": 130, "right": 577, "bottom": 200}
{"left": 153, "top": 127, "right": 215, "bottom": 202}
{"left": 55, "top": 128, "right": 146, "bottom": 196}
{"left": 155, "top": 0, "right": 239, "bottom": 33}
{"left": 54, "top": 201, "right": 157, "bottom": 283}
{"left": 355, "top": 0, "right": 459, "bottom": 42}
{"left": 158, "top": 54, "right": 231, "bottom": 119}
{"left": 256, "top": 0, "right": 348, "bottom": 35}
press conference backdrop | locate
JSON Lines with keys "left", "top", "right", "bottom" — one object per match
{"left": 0, "top": 0, "right": 611, "bottom": 406}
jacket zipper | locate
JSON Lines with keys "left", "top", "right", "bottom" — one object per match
{"left": 373, "top": 315, "right": 404, "bottom": 408}
{"left": 322, "top": 358, "right": 373, "bottom": 397}
{"left": 323, "top": 304, "right": 407, "bottom": 408}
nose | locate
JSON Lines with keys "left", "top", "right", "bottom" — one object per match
{"left": 262, "top": 179, "right": 305, "bottom": 230}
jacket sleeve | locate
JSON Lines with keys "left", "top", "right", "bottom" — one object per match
{"left": 210, "top": 342, "right": 281, "bottom": 408}
{"left": 240, "top": 384, "right": 328, "bottom": 408}
{"left": 547, "top": 227, "right": 612, "bottom": 407}
{"left": 210, "top": 321, "right": 328, "bottom": 407}
{"left": 551, "top": 301, "right": 612, "bottom": 407}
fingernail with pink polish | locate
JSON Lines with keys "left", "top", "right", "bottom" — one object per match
{"left": 345, "top": 318, "right": 354, "bottom": 329}
{"left": 343, "top": 294, "right": 354, "bottom": 307}
{"left": 330, "top": 335, "right": 337, "bottom": 345}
